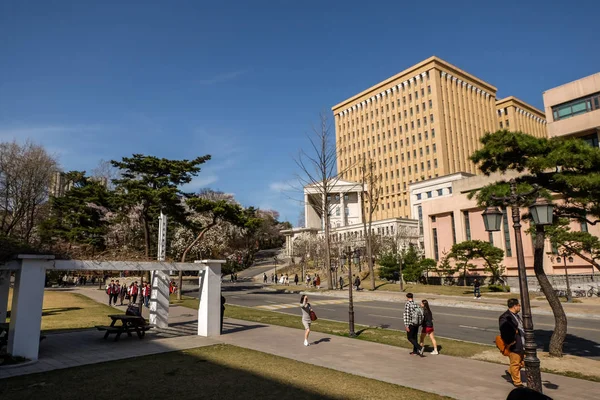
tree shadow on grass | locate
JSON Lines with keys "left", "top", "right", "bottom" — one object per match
{"left": 4, "top": 307, "right": 83, "bottom": 319}
{"left": 534, "top": 329, "right": 600, "bottom": 358}
{"left": 42, "top": 307, "right": 83, "bottom": 317}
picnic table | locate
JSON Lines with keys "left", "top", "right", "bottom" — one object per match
{"left": 96, "top": 315, "right": 152, "bottom": 341}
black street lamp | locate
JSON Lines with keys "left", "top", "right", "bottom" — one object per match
{"left": 481, "top": 179, "right": 553, "bottom": 393}
{"left": 340, "top": 246, "right": 357, "bottom": 337}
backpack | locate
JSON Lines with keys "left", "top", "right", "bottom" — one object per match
{"left": 411, "top": 304, "right": 424, "bottom": 326}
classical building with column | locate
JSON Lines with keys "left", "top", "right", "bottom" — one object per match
{"left": 282, "top": 179, "right": 419, "bottom": 257}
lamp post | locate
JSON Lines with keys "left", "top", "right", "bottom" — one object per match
{"left": 273, "top": 257, "right": 278, "bottom": 279}
{"left": 481, "top": 179, "right": 553, "bottom": 393}
{"left": 340, "top": 246, "right": 357, "bottom": 337}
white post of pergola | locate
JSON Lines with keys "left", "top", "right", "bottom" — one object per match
{"left": 8, "top": 255, "right": 52, "bottom": 360}
{"left": 0, "top": 270, "right": 10, "bottom": 323}
{"left": 0, "top": 256, "right": 225, "bottom": 361}
{"left": 196, "top": 260, "right": 223, "bottom": 336}
{"left": 149, "top": 270, "right": 170, "bottom": 328}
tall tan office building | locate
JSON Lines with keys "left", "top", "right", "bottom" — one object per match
{"left": 332, "top": 56, "right": 547, "bottom": 221}
{"left": 496, "top": 96, "right": 546, "bottom": 137}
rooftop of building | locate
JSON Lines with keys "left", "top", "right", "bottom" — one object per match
{"left": 495, "top": 96, "right": 545, "bottom": 118}
{"left": 408, "top": 172, "right": 475, "bottom": 190}
{"left": 543, "top": 71, "right": 600, "bottom": 95}
{"left": 332, "top": 56, "right": 498, "bottom": 112}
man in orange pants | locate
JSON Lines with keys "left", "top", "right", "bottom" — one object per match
{"left": 499, "top": 298, "right": 525, "bottom": 387}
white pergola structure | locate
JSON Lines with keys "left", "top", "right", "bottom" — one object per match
{"left": 0, "top": 254, "right": 225, "bottom": 361}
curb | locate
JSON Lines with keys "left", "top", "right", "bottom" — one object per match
{"left": 0, "top": 359, "right": 37, "bottom": 370}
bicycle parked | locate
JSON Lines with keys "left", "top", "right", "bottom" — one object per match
{"left": 588, "top": 286, "right": 600, "bottom": 297}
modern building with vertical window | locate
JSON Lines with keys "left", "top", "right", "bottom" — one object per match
{"left": 543, "top": 72, "right": 600, "bottom": 144}
{"left": 332, "top": 56, "right": 547, "bottom": 224}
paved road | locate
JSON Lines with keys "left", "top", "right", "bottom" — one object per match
{"left": 212, "top": 282, "right": 600, "bottom": 360}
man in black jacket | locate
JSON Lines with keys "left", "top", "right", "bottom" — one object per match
{"left": 499, "top": 298, "right": 525, "bottom": 387}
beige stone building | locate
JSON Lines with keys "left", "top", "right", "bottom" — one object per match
{"left": 495, "top": 96, "right": 546, "bottom": 137}
{"left": 332, "top": 56, "right": 547, "bottom": 223}
{"left": 543, "top": 71, "right": 600, "bottom": 143}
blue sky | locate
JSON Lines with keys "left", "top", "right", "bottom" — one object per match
{"left": 1, "top": 0, "right": 599, "bottom": 225}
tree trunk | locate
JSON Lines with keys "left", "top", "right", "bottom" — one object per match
{"left": 561, "top": 244, "right": 600, "bottom": 273}
{"left": 534, "top": 225, "right": 567, "bottom": 357}
{"left": 322, "top": 193, "right": 333, "bottom": 290}
{"left": 178, "top": 223, "right": 217, "bottom": 300}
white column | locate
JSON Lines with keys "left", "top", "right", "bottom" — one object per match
{"left": 357, "top": 191, "right": 363, "bottom": 223}
{"left": 340, "top": 193, "right": 346, "bottom": 226}
{"left": 149, "top": 270, "right": 170, "bottom": 328}
{"left": 0, "top": 270, "right": 10, "bottom": 323}
{"left": 197, "top": 262, "right": 222, "bottom": 337}
{"left": 304, "top": 194, "right": 310, "bottom": 228}
{"left": 8, "top": 257, "right": 48, "bottom": 360}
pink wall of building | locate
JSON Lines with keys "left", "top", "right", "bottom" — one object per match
{"left": 420, "top": 172, "right": 599, "bottom": 278}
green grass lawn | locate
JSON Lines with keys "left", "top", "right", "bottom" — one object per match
{"left": 0, "top": 344, "right": 449, "bottom": 400}
{"left": 7, "top": 290, "right": 121, "bottom": 332}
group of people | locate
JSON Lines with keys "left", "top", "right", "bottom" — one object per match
{"left": 106, "top": 280, "right": 152, "bottom": 308}
{"left": 305, "top": 274, "right": 321, "bottom": 288}
{"left": 403, "top": 293, "right": 438, "bottom": 356}
{"left": 401, "top": 291, "right": 531, "bottom": 389}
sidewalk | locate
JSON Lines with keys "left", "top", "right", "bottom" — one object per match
{"left": 262, "top": 286, "right": 600, "bottom": 319}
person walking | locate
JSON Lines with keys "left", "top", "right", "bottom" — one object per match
{"left": 143, "top": 283, "right": 151, "bottom": 308}
{"left": 294, "top": 274, "right": 299, "bottom": 285}
{"left": 305, "top": 274, "right": 311, "bottom": 287}
{"left": 354, "top": 275, "right": 361, "bottom": 291}
{"left": 499, "top": 298, "right": 525, "bottom": 388}
{"left": 263, "top": 273, "right": 268, "bottom": 284}
{"left": 221, "top": 294, "right": 226, "bottom": 334}
{"left": 113, "top": 280, "right": 121, "bottom": 306}
{"left": 315, "top": 274, "right": 321, "bottom": 289}
{"left": 300, "top": 295, "right": 313, "bottom": 346}
{"left": 285, "top": 274, "right": 289, "bottom": 286}
{"left": 403, "top": 293, "right": 424, "bottom": 356}
{"left": 106, "top": 280, "right": 115, "bottom": 305}
{"left": 339, "top": 276, "right": 344, "bottom": 290}
{"left": 119, "top": 282, "right": 127, "bottom": 306}
{"left": 131, "top": 281, "right": 139, "bottom": 304}
{"left": 419, "top": 299, "right": 438, "bottom": 354}
{"left": 474, "top": 278, "right": 481, "bottom": 299}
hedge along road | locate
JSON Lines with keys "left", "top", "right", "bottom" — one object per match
{"left": 209, "top": 283, "right": 600, "bottom": 360}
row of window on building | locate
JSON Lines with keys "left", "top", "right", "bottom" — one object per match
{"left": 331, "top": 225, "right": 397, "bottom": 241}
{"left": 552, "top": 91, "right": 600, "bottom": 121}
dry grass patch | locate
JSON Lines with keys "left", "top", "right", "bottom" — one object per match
{"left": 471, "top": 350, "right": 600, "bottom": 382}
{"left": 7, "top": 290, "right": 121, "bottom": 332}
{"left": 0, "top": 345, "right": 449, "bottom": 400}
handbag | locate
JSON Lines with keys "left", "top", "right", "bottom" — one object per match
{"left": 309, "top": 310, "right": 317, "bottom": 321}
{"left": 495, "top": 335, "right": 515, "bottom": 356}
